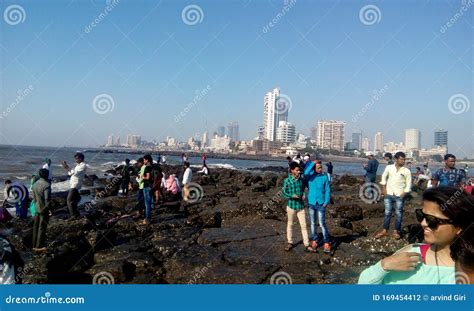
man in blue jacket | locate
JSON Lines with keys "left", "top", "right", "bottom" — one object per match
{"left": 304, "top": 160, "right": 331, "bottom": 253}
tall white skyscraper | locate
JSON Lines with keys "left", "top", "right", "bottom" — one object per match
{"left": 405, "top": 129, "right": 421, "bottom": 150}
{"left": 374, "top": 132, "right": 384, "bottom": 152}
{"left": 263, "top": 88, "right": 288, "bottom": 141}
{"left": 276, "top": 121, "right": 296, "bottom": 145}
{"left": 362, "top": 137, "right": 370, "bottom": 151}
{"left": 107, "top": 134, "right": 114, "bottom": 146}
{"left": 316, "top": 120, "right": 346, "bottom": 151}
{"left": 201, "top": 131, "right": 209, "bottom": 147}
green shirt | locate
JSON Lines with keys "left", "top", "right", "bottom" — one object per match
{"left": 358, "top": 244, "right": 455, "bottom": 284}
{"left": 282, "top": 175, "right": 305, "bottom": 210}
{"left": 138, "top": 166, "right": 146, "bottom": 190}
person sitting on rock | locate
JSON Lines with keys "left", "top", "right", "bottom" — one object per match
{"left": 282, "top": 162, "right": 316, "bottom": 253}
{"left": 359, "top": 186, "right": 472, "bottom": 284}
{"left": 165, "top": 174, "right": 179, "bottom": 200}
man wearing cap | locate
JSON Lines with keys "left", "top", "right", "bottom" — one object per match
{"left": 363, "top": 152, "right": 379, "bottom": 203}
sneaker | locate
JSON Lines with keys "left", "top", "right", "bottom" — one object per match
{"left": 323, "top": 243, "right": 331, "bottom": 253}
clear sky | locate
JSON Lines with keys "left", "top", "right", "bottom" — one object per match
{"left": 0, "top": 0, "right": 472, "bottom": 157}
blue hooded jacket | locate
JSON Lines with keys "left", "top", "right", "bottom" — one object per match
{"left": 303, "top": 161, "right": 331, "bottom": 206}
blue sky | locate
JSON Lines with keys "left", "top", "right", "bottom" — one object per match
{"left": 0, "top": 0, "right": 472, "bottom": 157}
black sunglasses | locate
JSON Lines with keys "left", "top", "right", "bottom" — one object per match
{"left": 415, "top": 209, "right": 454, "bottom": 230}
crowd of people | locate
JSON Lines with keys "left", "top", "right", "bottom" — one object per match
{"left": 1, "top": 149, "right": 473, "bottom": 284}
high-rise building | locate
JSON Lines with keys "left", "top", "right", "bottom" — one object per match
{"left": 434, "top": 129, "right": 448, "bottom": 149}
{"left": 276, "top": 121, "right": 296, "bottom": 145}
{"left": 351, "top": 132, "right": 362, "bottom": 150}
{"left": 126, "top": 135, "right": 141, "bottom": 147}
{"left": 263, "top": 88, "right": 288, "bottom": 141}
{"left": 201, "top": 131, "right": 209, "bottom": 147}
{"left": 217, "top": 126, "right": 225, "bottom": 137}
{"left": 116, "top": 136, "right": 120, "bottom": 146}
{"left": 362, "top": 137, "right": 370, "bottom": 151}
{"left": 374, "top": 132, "right": 384, "bottom": 152}
{"left": 211, "top": 134, "right": 231, "bottom": 152}
{"left": 107, "top": 134, "right": 114, "bottom": 147}
{"left": 227, "top": 122, "right": 239, "bottom": 142}
{"left": 257, "top": 125, "right": 265, "bottom": 140}
{"left": 316, "top": 120, "right": 346, "bottom": 151}
{"left": 311, "top": 126, "right": 318, "bottom": 141}
{"left": 405, "top": 129, "right": 421, "bottom": 150}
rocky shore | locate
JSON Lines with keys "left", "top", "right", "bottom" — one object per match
{"left": 2, "top": 165, "right": 425, "bottom": 284}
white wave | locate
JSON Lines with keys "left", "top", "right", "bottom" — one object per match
{"left": 208, "top": 163, "right": 236, "bottom": 170}
{"left": 51, "top": 180, "right": 72, "bottom": 192}
{"left": 14, "top": 175, "right": 28, "bottom": 180}
{"left": 101, "top": 161, "right": 116, "bottom": 166}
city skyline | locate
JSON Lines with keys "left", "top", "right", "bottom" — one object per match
{"left": 0, "top": 1, "right": 472, "bottom": 157}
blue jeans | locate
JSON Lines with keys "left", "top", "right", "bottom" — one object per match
{"left": 143, "top": 187, "right": 152, "bottom": 222}
{"left": 308, "top": 203, "right": 329, "bottom": 244}
{"left": 383, "top": 195, "right": 405, "bottom": 232}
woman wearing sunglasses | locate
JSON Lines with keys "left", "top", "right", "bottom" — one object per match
{"left": 359, "top": 186, "right": 473, "bottom": 284}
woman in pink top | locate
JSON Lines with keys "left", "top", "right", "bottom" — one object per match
{"left": 165, "top": 174, "right": 178, "bottom": 195}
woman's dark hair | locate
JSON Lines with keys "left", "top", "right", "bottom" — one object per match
{"left": 143, "top": 154, "right": 153, "bottom": 163}
{"left": 137, "top": 157, "right": 144, "bottom": 164}
{"left": 422, "top": 186, "right": 474, "bottom": 230}
{"left": 450, "top": 226, "right": 474, "bottom": 272}
{"left": 384, "top": 152, "right": 392, "bottom": 159}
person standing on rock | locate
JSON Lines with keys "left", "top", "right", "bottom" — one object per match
{"left": 384, "top": 153, "right": 394, "bottom": 165}
{"left": 431, "top": 154, "right": 466, "bottom": 188}
{"left": 304, "top": 160, "right": 332, "bottom": 253}
{"left": 363, "top": 152, "right": 379, "bottom": 203}
{"left": 376, "top": 152, "right": 412, "bottom": 240}
{"left": 120, "top": 159, "right": 131, "bottom": 197}
{"left": 62, "top": 152, "right": 87, "bottom": 219}
{"left": 282, "top": 162, "right": 316, "bottom": 253}
{"left": 135, "top": 158, "right": 145, "bottom": 213}
{"left": 32, "top": 168, "right": 51, "bottom": 253}
{"left": 140, "top": 154, "right": 154, "bottom": 225}
{"left": 325, "top": 161, "right": 334, "bottom": 181}
{"left": 182, "top": 161, "right": 192, "bottom": 202}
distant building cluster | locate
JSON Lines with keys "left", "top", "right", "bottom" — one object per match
{"left": 102, "top": 88, "right": 451, "bottom": 160}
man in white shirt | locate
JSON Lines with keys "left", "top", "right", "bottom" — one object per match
{"left": 62, "top": 153, "right": 87, "bottom": 218}
{"left": 182, "top": 161, "right": 192, "bottom": 202}
{"left": 376, "top": 151, "right": 412, "bottom": 240}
